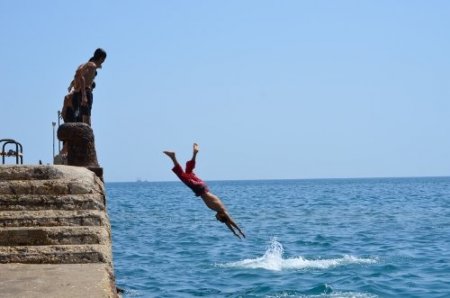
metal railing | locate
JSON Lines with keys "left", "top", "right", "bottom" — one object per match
{"left": 0, "top": 139, "right": 23, "bottom": 164}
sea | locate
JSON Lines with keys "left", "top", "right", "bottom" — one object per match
{"left": 106, "top": 177, "right": 450, "bottom": 298}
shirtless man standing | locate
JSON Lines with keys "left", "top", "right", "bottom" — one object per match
{"left": 65, "top": 48, "right": 107, "bottom": 125}
{"left": 164, "top": 143, "right": 246, "bottom": 239}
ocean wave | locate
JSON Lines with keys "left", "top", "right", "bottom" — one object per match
{"left": 218, "top": 238, "right": 377, "bottom": 272}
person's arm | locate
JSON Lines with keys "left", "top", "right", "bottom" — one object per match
{"left": 225, "top": 221, "right": 242, "bottom": 239}
{"left": 67, "top": 79, "right": 74, "bottom": 92}
{"left": 222, "top": 213, "right": 245, "bottom": 239}
{"left": 228, "top": 217, "right": 246, "bottom": 238}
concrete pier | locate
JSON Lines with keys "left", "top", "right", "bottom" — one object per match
{"left": 0, "top": 165, "right": 118, "bottom": 297}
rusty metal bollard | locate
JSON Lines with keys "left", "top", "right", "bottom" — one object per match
{"left": 57, "top": 123, "right": 103, "bottom": 180}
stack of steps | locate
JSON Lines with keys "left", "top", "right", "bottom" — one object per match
{"left": 0, "top": 165, "right": 117, "bottom": 298}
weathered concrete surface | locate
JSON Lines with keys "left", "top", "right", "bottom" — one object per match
{"left": 0, "top": 226, "right": 110, "bottom": 246}
{"left": 0, "top": 165, "right": 117, "bottom": 297}
{"left": 0, "top": 245, "right": 111, "bottom": 264}
{"left": 0, "top": 263, "right": 116, "bottom": 298}
{"left": 0, "top": 194, "right": 106, "bottom": 211}
{"left": 0, "top": 210, "right": 108, "bottom": 227}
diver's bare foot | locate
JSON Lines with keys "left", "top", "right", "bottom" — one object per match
{"left": 193, "top": 143, "right": 199, "bottom": 154}
{"left": 163, "top": 151, "right": 175, "bottom": 159}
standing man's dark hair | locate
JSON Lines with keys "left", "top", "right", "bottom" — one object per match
{"left": 91, "top": 48, "right": 107, "bottom": 61}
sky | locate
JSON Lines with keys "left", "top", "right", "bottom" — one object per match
{"left": 0, "top": 1, "right": 449, "bottom": 182}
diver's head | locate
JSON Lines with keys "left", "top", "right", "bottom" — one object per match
{"left": 215, "top": 212, "right": 228, "bottom": 223}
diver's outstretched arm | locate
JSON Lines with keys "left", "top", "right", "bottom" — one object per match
{"left": 225, "top": 221, "right": 242, "bottom": 239}
{"left": 229, "top": 219, "right": 246, "bottom": 238}
{"left": 221, "top": 213, "right": 245, "bottom": 239}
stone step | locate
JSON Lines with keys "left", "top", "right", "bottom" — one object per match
{"left": 0, "top": 210, "right": 108, "bottom": 228}
{"left": 0, "top": 179, "right": 104, "bottom": 196}
{"left": 0, "top": 245, "right": 111, "bottom": 264}
{"left": 0, "top": 226, "right": 110, "bottom": 246}
{"left": 0, "top": 165, "right": 64, "bottom": 181}
{"left": 0, "top": 194, "right": 105, "bottom": 211}
{"left": 0, "top": 165, "right": 97, "bottom": 182}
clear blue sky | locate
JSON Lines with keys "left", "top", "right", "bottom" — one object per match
{"left": 1, "top": 1, "right": 449, "bottom": 182}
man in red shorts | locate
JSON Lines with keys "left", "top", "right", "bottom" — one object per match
{"left": 164, "top": 143, "right": 245, "bottom": 239}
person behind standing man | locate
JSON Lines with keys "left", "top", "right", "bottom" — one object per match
{"left": 63, "top": 48, "right": 107, "bottom": 126}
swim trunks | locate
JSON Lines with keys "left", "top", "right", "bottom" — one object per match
{"left": 172, "top": 161, "right": 209, "bottom": 196}
{"left": 72, "top": 89, "right": 93, "bottom": 121}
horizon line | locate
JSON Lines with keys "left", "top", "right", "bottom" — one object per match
{"left": 106, "top": 175, "right": 450, "bottom": 184}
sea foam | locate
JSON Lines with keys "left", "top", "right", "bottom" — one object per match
{"left": 219, "top": 238, "right": 377, "bottom": 271}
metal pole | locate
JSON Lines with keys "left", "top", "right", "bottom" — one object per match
{"left": 52, "top": 122, "right": 56, "bottom": 161}
{"left": 57, "top": 110, "right": 61, "bottom": 152}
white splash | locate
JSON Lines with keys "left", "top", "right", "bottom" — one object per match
{"left": 220, "top": 238, "right": 377, "bottom": 272}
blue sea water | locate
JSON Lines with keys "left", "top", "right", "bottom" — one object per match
{"left": 106, "top": 177, "right": 450, "bottom": 297}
